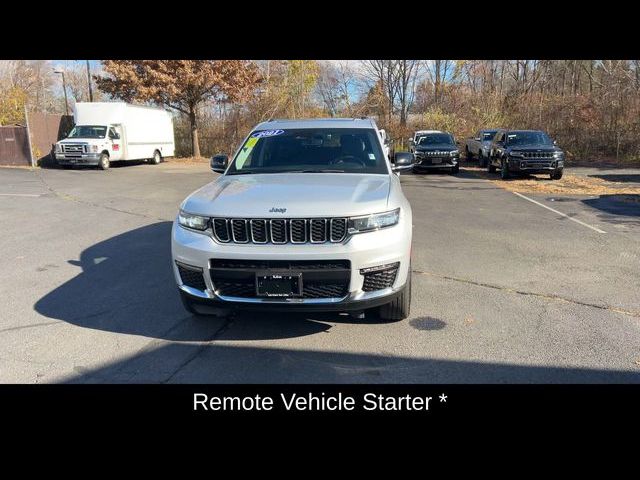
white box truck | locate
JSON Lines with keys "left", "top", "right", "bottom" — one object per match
{"left": 54, "top": 102, "right": 175, "bottom": 170}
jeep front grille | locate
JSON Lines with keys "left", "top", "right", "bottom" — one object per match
{"left": 211, "top": 217, "right": 347, "bottom": 244}
{"left": 419, "top": 151, "right": 450, "bottom": 156}
{"left": 522, "top": 152, "right": 554, "bottom": 159}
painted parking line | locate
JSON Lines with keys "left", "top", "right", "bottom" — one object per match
{"left": 512, "top": 191, "right": 606, "bottom": 234}
{"left": 0, "top": 193, "right": 42, "bottom": 197}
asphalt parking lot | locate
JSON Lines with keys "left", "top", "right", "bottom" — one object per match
{"left": 1, "top": 161, "right": 639, "bottom": 383}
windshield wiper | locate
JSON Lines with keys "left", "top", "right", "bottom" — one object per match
{"left": 298, "top": 169, "right": 345, "bottom": 173}
{"left": 227, "top": 170, "right": 256, "bottom": 175}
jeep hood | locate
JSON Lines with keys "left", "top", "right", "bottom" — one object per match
{"left": 509, "top": 144, "right": 560, "bottom": 151}
{"left": 181, "top": 173, "right": 392, "bottom": 218}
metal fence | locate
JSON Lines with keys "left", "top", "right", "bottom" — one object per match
{"left": 0, "top": 113, "right": 74, "bottom": 167}
{"left": 28, "top": 112, "right": 74, "bottom": 163}
{"left": 0, "top": 126, "right": 31, "bottom": 166}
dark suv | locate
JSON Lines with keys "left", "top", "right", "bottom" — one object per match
{"left": 412, "top": 131, "right": 460, "bottom": 174}
{"left": 487, "top": 130, "right": 564, "bottom": 180}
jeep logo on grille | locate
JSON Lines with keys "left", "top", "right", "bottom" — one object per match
{"left": 269, "top": 207, "right": 287, "bottom": 213}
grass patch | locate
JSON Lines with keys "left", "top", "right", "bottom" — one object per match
{"left": 463, "top": 166, "right": 640, "bottom": 195}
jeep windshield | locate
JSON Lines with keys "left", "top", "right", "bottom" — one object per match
{"left": 67, "top": 125, "right": 108, "bottom": 139}
{"left": 418, "top": 133, "right": 454, "bottom": 145}
{"left": 227, "top": 128, "right": 388, "bottom": 175}
{"left": 506, "top": 131, "right": 553, "bottom": 146}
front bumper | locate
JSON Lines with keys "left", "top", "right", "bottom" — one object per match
{"left": 507, "top": 157, "right": 563, "bottom": 173}
{"left": 413, "top": 157, "right": 458, "bottom": 169}
{"left": 171, "top": 216, "right": 412, "bottom": 311}
{"left": 55, "top": 153, "right": 101, "bottom": 165}
{"left": 179, "top": 284, "right": 405, "bottom": 312}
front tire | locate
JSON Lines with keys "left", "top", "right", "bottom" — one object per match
{"left": 478, "top": 151, "right": 487, "bottom": 168}
{"left": 379, "top": 264, "right": 411, "bottom": 321}
{"left": 150, "top": 150, "right": 162, "bottom": 165}
{"left": 450, "top": 164, "right": 459, "bottom": 175}
{"left": 500, "top": 159, "right": 510, "bottom": 180}
{"left": 551, "top": 169, "right": 563, "bottom": 180}
{"left": 98, "top": 153, "right": 110, "bottom": 170}
{"left": 488, "top": 158, "right": 496, "bottom": 173}
{"left": 465, "top": 147, "right": 473, "bottom": 161}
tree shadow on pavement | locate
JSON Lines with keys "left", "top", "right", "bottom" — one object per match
{"left": 588, "top": 174, "right": 640, "bottom": 184}
{"left": 63, "top": 341, "right": 640, "bottom": 383}
{"left": 33, "top": 222, "right": 382, "bottom": 342}
{"left": 582, "top": 195, "right": 640, "bottom": 226}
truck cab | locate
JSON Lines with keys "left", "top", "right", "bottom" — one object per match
{"left": 465, "top": 129, "right": 499, "bottom": 167}
{"left": 55, "top": 124, "right": 123, "bottom": 169}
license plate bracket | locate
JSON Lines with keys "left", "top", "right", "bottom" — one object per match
{"left": 256, "top": 271, "right": 302, "bottom": 298}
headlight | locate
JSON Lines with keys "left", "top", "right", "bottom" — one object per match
{"left": 91, "top": 145, "right": 98, "bottom": 153}
{"left": 178, "top": 211, "right": 209, "bottom": 231}
{"left": 553, "top": 151, "right": 564, "bottom": 158}
{"left": 449, "top": 150, "right": 459, "bottom": 156}
{"left": 509, "top": 151, "right": 524, "bottom": 157}
{"left": 348, "top": 209, "right": 400, "bottom": 234}
{"left": 55, "top": 144, "right": 61, "bottom": 153}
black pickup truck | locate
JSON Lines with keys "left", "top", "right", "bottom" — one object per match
{"left": 487, "top": 129, "right": 564, "bottom": 180}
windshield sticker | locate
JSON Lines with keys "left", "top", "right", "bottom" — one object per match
{"left": 251, "top": 129, "right": 284, "bottom": 138}
{"left": 368, "top": 153, "right": 376, "bottom": 160}
{"left": 236, "top": 137, "right": 259, "bottom": 168}
{"left": 507, "top": 134, "right": 517, "bottom": 138}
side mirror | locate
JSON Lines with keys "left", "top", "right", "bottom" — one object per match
{"left": 211, "top": 154, "right": 228, "bottom": 173}
{"left": 392, "top": 152, "right": 415, "bottom": 172}
{"left": 553, "top": 140, "right": 558, "bottom": 145}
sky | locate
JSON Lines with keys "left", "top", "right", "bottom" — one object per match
{"left": 48, "top": 60, "right": 101, "bottom": 97}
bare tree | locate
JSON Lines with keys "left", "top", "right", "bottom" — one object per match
{"left": 394, "top": 60, "right": 420, "bottom": 127}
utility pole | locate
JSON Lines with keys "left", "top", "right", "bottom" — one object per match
{"left": 54, "top": 69, "right": 69, "bottom": 116}
{"left": 24, "top": 104, "right": 35, "bottom": 168}
{"left": 86, "top": 60, "right": 94, "bottom": 102}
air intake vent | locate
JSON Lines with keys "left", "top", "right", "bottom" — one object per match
{"left": 330, "top": 218, "right": 347, "bottom": 242}
{"left": 177, "top": 263, "right": 207, "bottom": 291}
{"left": 310, "top": 219, "right": 327, "bottom": 243}
{"left": 231, "top": 219, "right": 248, "bottom": 243}
{"left": 213, "top": 219, "right": 230, "bottom": 242}
{"left": 270, "top": 219, "right": 287, "bottom": 244}
{"left": 250, "top": 219, "right": 268, "bottom": 243}
{"left": 361, "top": 262, "right": 399, "bottom": 292}
{"left": 290, "top": 219, "right": 307, "bottom": 243}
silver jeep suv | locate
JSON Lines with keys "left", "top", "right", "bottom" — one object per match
{"left": 171, "top": 118, "right": 414, "bottom": 320}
